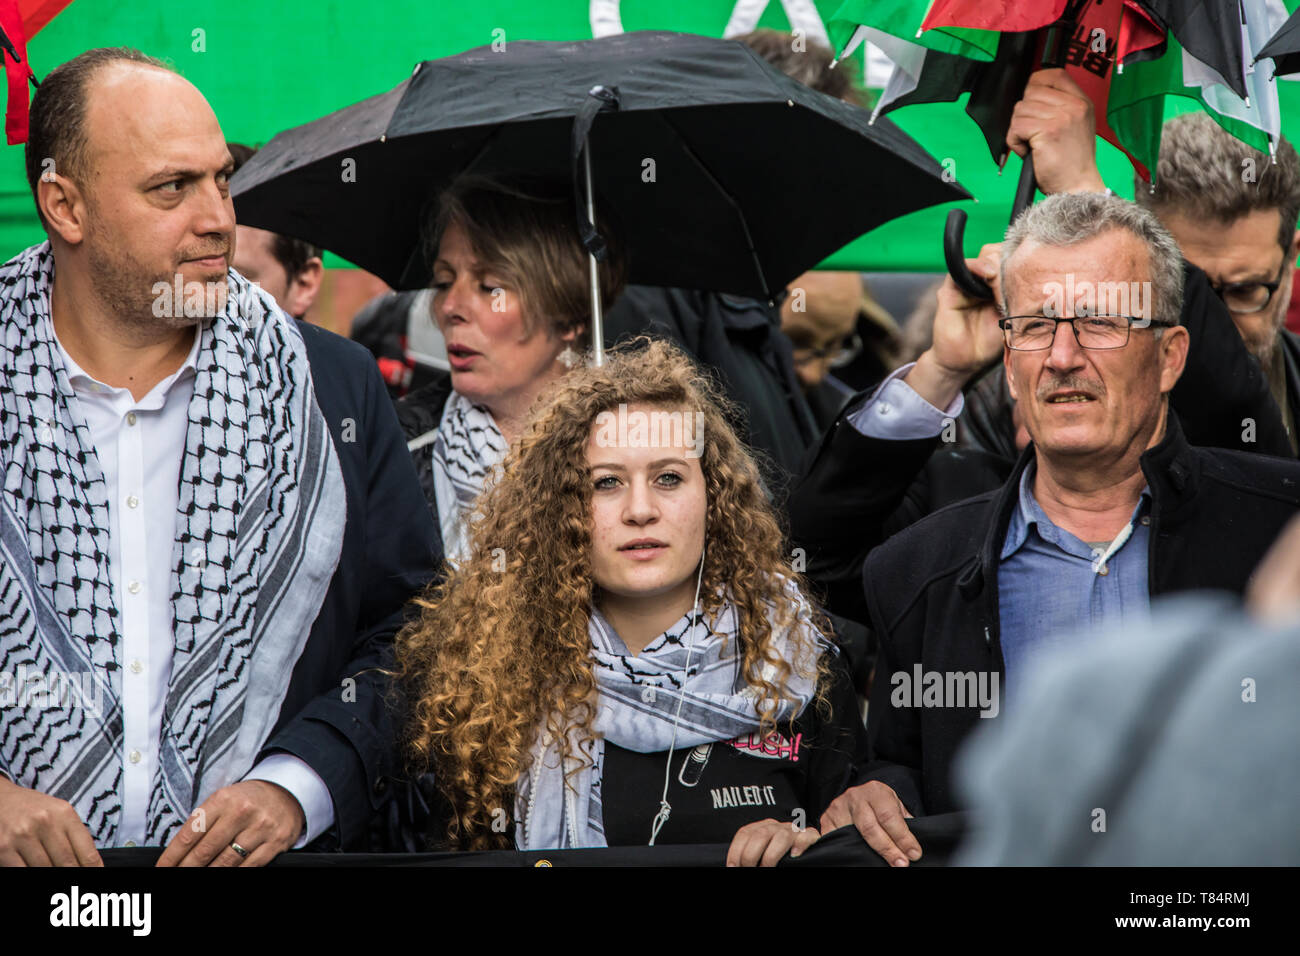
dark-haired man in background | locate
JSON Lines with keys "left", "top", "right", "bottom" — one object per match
{"left": 227, "top": 142, "right": 324, "bottom": 320}
{"left": 1135, "top": 112, "right": 1300, "bottom": 455}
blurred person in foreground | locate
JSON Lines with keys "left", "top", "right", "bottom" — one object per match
{"left": 819, "top": 192, "right": 1300, "bottom": 867}
{"left": 227, "top": 142, "right": 324, "bottom": 320}
{"left": 0, "top": 48, "right": 437, "bottom": 865}
{"left": 395, "top": 174, "right": 625, "bottom": 563}
{"left": 954, "top": 514, "right": 1300, "bottom": 865}
{"left": 395, "top": 340, "right": 867, "bottom": 864}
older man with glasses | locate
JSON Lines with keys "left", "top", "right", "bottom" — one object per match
{"left": 815, "top": 192, "right": 1300, "bottom": 867}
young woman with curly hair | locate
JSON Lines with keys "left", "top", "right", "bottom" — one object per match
{"left": 395, "top": 339, "right": 867, "bottom": 864}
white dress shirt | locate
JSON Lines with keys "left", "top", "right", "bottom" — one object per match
{"left": 48, "top": 316, "right": 334, "bottom": 849}
{"left": 847, "top": 361, "right": 965, "bottom": 439}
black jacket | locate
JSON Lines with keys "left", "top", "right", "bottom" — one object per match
{"left": 599, "top": 649, "right": 867, "bottom": 847}
{"left": 1279, "top": 328, "right": 1300, "bottom": 452}
{"left": 256, "top": 321, "right": 441, "bottom": 850}
{"left": 787, "top": 413, "right": 940, "bottom": 631}
{"left": 857, "top": 412, "right": 1300, "bottom": 816}
{"left": 393, "top": 372, "right": 454, "bottom": 548}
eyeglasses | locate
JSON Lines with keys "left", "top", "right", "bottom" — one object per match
{"left": 1206, "top": 258, "right": 1288, "bottom": 315}
{"left": 789, "top": 331, "right": 864, "bottom": 368}
{"left": 999, "top": 314, "right": 1171, "bottom": 351}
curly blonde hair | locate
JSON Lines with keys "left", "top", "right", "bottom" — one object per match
{"left": 395, "top": 339, "right": 830, "bottom": 849}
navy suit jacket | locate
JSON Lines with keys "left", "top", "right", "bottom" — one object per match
{"left": 255, "top": 320, "right": 440, "bottom": 850}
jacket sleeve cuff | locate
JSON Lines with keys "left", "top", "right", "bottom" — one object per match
{"left": 259, "top": 705, "right": 386, "bottom": 850}
{"left": 853, "top": 762, "right": 927, "bottom": 817}
{"left": 245, "top": 753, "right": 337, "bottom": 848}
{"left": 847, "top": 362, "right": 965, "bottom": 440}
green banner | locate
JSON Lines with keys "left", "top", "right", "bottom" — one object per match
{"left": 6, "top": 0, "right": 1300, "bottom": 272}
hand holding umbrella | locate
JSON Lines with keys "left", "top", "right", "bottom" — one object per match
{"left": 908, "top": 241, "right": 1006, "bottom": 410}
{"left": 1006, "top": 69, "right": 1107, "bottom": 196}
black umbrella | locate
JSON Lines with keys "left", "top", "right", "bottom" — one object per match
{"left": 1254, "top": 4, "right": 1300, "bottom": 77}
{"left": 232, "top": 30, "right": 967, "bottom": 361}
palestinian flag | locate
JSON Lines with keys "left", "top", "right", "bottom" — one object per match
{"left": 0, "top": 0, "right": 61, "bottom": 143}
{"left": 831, "top": 0, "right": 1290, "bottom": 183}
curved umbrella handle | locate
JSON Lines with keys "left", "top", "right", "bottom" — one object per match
{"left": 944, "top": 153, "right": 1039, "bottom": 302}
{"left": 944, "top": 209, "right": 994, "bottom": 301}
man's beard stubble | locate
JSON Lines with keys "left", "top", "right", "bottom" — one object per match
{"left": 1242, "top": 278, "right": 1291, "bottom": 365}
{"left": 84, "top": 221, "right": 226, "bottom": 335}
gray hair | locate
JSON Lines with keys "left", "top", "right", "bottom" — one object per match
{"left": 1000, "top": 192, "right": 1185, "bottom": 328}
{"left": 1134, "top": 112, "right": 1300, "bottom": 253}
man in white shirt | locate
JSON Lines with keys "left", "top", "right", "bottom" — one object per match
{"left": 0, "top": 48, "right": 438, "bottom": 865}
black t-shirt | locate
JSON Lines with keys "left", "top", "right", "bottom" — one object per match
{"left": 599, "top": 651, "right": 866, "bottom": 846}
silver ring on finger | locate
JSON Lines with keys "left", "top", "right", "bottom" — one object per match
{"left": 230, "top": 841, "right": 250, "bottom": 860}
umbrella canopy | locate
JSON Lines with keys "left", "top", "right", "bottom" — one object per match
{"left": 1255, "top": 2, "right": 1300, "bottom": 76}
{"left": 232, "top": 30, "right": 967, "bottom": 300}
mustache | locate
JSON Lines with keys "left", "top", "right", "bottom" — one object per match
{"left": 1036, "top": 374, "right": 1105, "bottom": 401}
{"left": 177, "top": 245, "right": 230, "bottom": 264}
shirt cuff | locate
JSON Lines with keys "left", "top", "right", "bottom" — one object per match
{"left": 847, "top": 362, "right": 965, "bottom": 440}
{"left": 245, "top": 754, "right": 336, "bottom": 849}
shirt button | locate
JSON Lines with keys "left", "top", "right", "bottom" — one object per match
{"left": 1140, "top": 516, "right": 1150, "bottom": 526}
{"left": 127, "top": 580, "right": 141, "bottom": 594}
{"left": 1098, "top": 566, "right": 1110, "bottom": 577}
{"left": 877, "top": 401, "right": 893, "bottom": 415}
{"left": 126, "top": 495, "right": 139, "bottom": 509}
{"left": 126, "top": 412, "right": 138, "bottom": 426}
{"left": 124, "top": 841, "right": 137, "bottom": 847}
{"left": 130, "top": 659, "right": 143, "bottom": 674}
{"left": 128, "top": 749, "right": 141, "bottom": 764}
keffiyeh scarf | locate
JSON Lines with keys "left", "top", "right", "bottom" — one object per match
{"left": 430, "top": 389, "right": 507, "bottom": 562}
{"left": 0, "top": 243, "right": 346, "bottom": 845}
{"left": 514, "top": 581, "right": 828, "bottom": 849}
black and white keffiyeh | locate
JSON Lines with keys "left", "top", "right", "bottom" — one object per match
{"left": 514, "top": 580, "right": 828, "bottom": 849}
{"left": 0, "top": 242, "right": 346, "bottom": 845}
{"left": 429, "top": 389, "right": 506, "bottom": 562}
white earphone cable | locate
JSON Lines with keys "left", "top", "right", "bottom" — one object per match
{"left": 648, "top": 540, "right": 706, "bottom": 846}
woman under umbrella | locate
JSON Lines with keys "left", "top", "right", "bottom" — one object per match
{"left": 397, "top": 174, "right": 626, "bottom": 561}
{"left": 395, "top": 340, "right": 868, "bottom": 863}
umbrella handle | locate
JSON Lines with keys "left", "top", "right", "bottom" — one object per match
{"left": 571, "top": 85, "right": 620, "bottom": 261}
{"left": 1010, "top": 152, "right": 1038, "bottom": 221}
{"left": 944, "top": 209, "right": 993, "bottom": 301}
{"left": 943, "top": 154, "right": 1038, "bottom": 302}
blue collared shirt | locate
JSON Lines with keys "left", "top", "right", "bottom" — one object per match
{"left": 997, "top": 462, "right": 1152, "bottom": 704}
